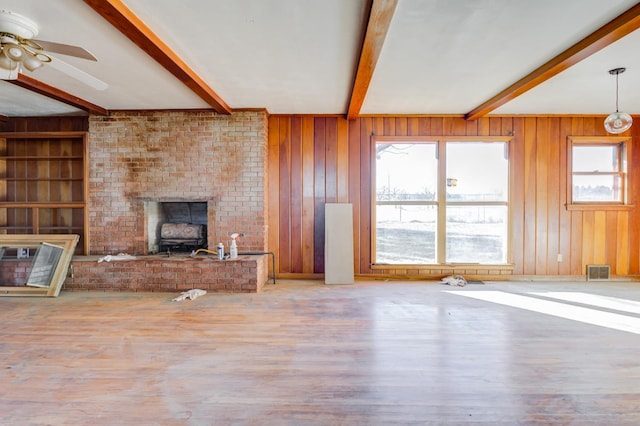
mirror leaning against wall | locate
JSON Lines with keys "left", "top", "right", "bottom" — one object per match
{"left": 0, "top": 234, "right": 79, "bottom": 297}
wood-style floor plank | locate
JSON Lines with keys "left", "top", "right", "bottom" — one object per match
{"left": 1, "top": 280, "right": 640, "bottom": 424}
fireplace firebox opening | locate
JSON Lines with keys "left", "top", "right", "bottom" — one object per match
{"left": 144, "top": 201, "right": 208, "bottom": 253}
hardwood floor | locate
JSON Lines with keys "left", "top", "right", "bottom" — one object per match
{"left": 2, "top": 279, "right": 640, "bottom": 425}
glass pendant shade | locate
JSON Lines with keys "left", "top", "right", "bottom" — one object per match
{"left": 0, "top": 50, "right": 17, "bottom": 70}
{"left": 4, "top": 44, "right": 25, "bottom": 61}
{"left": 605, "top": 67, "right": 632, "bottom": 134}
{"left": 604, "top": 111, "right": 633, "bottom": 134}
{"left": 22, "top": 54, "right": 43, "bottom": 71}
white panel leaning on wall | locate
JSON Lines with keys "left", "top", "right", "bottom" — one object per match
{"left": 324, "top": 203, "right": 354, "bottom": 285}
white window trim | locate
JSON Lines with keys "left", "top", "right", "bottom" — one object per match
{"left": 371, "top": 136, "right": 512, "bottom": 266}
{"left": 566, "top": 136, "right": 633, "bottom": 211}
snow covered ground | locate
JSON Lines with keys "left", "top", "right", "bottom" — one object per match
{"left": 376, "top": 220, "right": 506, "bottom": 264}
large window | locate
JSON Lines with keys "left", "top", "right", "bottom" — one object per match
{"left": 373, "top": 138, "right": 509, "bottom": 265}
{"left": 568, "top": 137, "right": 630, "bottom": 207}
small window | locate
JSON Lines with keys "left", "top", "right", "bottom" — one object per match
{"left": 567, "top": 137, "right": 631, "bottom": 208}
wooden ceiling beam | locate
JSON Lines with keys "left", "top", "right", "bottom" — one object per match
{"left": 347, "top": 0, "right": 398, "bottom": 120}
{"left": 83, "top": 0, "right": 232, "bottom": 115}
{"left": 10, "top": 74, "right": 109, "bottom": 115}
{"left": 465, "top": 3, "right": 640, "bottom": 121}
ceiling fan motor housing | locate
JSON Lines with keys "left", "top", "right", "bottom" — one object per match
{"left": 0, "top": 10, "right": 39, "bottom": 39}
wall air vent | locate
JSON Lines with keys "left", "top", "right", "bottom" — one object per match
{"left": 586, "top": 264, "right": 610, "bottom": 281}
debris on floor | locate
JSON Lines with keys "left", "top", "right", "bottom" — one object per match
{"left": 97, "top": 253, "right": 137, "bottom": 263}
{"left": 440, "top": 275, "right": 467, "bottom": 287}
{"left": 172, "top": 289, "right": 207, "bottom": 301}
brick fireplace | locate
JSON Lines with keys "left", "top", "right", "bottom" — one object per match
{"left": 66, "top": 110, "right": 270, "bottom": 293}
{"left": 87, "top": 110, "right": 268, "bottom": 255}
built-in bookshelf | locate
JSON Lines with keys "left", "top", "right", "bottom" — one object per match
{"left": 0, "top": 132, "right": 88, "bottom": 254}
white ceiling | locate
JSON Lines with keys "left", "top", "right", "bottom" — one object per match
{"left": 0, "top": 0, "right": 638, "bottom": 117}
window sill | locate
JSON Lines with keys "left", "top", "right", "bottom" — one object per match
{"left": 566, "top": 204, "right": 635, "bottom": 211}
{"left": 371, "top": 263, "right": 514, "bottom": 271}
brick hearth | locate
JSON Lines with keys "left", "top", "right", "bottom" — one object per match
{"left": 65, "top": 254, "right": 269, "bottom": 293}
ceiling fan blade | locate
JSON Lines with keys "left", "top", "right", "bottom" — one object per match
{"left": 32, "top": 39, "right": 98, "bottom": 61}
{"left": 47, "top": 57, "right": 108, "bottom": 91}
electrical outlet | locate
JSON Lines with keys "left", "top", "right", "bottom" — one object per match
{"left": 557, "top": 253, "right": 563, "bottom": 262}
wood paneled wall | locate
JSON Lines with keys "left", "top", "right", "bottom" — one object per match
{"left": 0, "top": 116, "right": 88, "bottom": 133}
{"left": 268, "top": 115, "right": 640, "bottom": 278}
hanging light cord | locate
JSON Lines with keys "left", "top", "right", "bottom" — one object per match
{"left": 609, "top": 67, "right": 626, "bottom": 113}
{"left": 615, "top": 71, "right": 620, "bottom": 113}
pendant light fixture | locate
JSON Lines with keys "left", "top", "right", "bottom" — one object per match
{"left": 604, "top": 67, "right": 632, "bottom": 134}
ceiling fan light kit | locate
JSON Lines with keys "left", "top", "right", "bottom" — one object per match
{"left": 604, "top": 67, "right": 633, "bottom": 134}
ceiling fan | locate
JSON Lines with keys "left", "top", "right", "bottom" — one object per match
{"left": 0, "top": 10, "right": 107, "bottom": 90}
